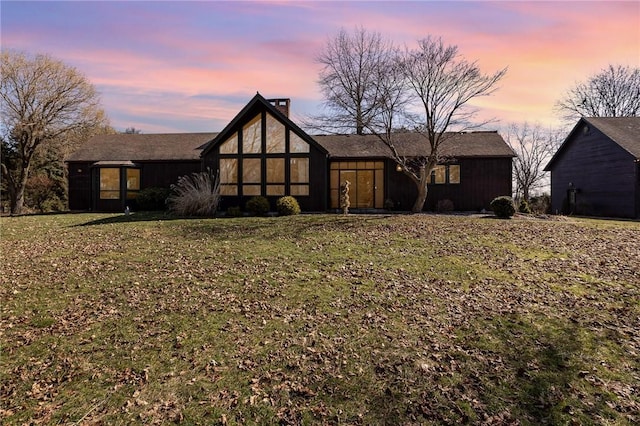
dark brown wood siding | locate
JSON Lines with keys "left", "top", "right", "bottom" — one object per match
{"left": 67, "top": 162, "right": 92, "bottom": 210}
{"left": 549, "top": 126, "right": 638, "bottom": 218}
{"left": 386, "top": 157, "right": 513, "bottom": 211}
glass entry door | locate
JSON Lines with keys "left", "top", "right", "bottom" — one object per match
{"left": 330, "top": 161, "right": 384, "bottom": 209}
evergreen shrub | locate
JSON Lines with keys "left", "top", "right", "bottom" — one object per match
{"left": 518, "top": 199, "right": 532, "bottom": 214}
{"left": 246, "top": 196, "right": 270, "bottom": 216}
{"left": 490, "top": 196, "right": 515, "bottom": 218}
{"left": 136, "top": 187, "right": 170, "bottom": 211}
{"left": 276, "top": 196, "right": 300, "bottom": 216}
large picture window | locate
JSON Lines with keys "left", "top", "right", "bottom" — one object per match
{"left": 99, "top": 168, "right": 120, "bottom": 199}
{"left": 217, "top": 110, "right": 311, "bottom": 198}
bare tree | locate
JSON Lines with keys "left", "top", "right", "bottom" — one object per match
{"left": 1, "top": 50, "right": 108, "bottom": 214}
{"left": 349, "top": 36, "right": 506, "bottom": 212}
{"left": 315, "top": 27, "right": 395, "bottom": 135}
{"left": 504, "top": 122, "right": 562, "bottom": 202}
{"left": 556, "top": 64, "right": 640, "bottom": 122}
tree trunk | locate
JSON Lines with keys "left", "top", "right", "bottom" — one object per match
{"left": 411, "top": 166, "right": 430, "bottom": 213}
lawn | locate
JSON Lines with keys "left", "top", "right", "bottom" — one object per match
{"left": 1, "top": 212, "right": 638, "bottom": 425}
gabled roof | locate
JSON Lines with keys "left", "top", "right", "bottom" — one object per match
{"left": 66, "top": 133, "right": 216, "bottom": 162}
{"left": 545, "top": 117, "right": 640, "bottom": 170}
{"left": 201, "top": 93, "right": 327, "bottom": 156}
{"left": 313, "top": 131, "right": 515, "bottom": 159}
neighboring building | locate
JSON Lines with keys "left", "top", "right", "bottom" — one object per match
{"left": 67, "top": 94, "right": 515, "bottom": 213}
{"left": 545, "top": 117, "right": 640, "bottom": 218}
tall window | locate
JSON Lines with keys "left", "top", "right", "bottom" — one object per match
{"left": 99, "top": 168, "right": 120, "bottom": 199}
{"left": 126, "top": 169, "right": 140, "bottom": 199}
{"left": 330, "top": 161, "right": 384, "bottom": 209}
{"left": 217, "top": 111, "right": 310, "bottom": 197}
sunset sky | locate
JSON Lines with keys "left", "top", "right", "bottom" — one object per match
{"left": 2, "top": 1, "right": 639, "bottom": 133}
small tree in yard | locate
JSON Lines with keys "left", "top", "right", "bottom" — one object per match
{"left": 316, "top": 32, "right": 507, "bottom": 212}
{"left": 167, "top": 169, "right": 220, "bottom": 217}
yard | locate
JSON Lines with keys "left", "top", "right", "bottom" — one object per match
{"left": 1, "top": 213, "right": 638, "bottom": 425}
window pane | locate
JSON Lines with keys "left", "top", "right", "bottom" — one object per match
{"left": 434, "top": 165, "right": 446, "bottom": 184}
{"left": 266, "top": 113, "right": 285, "bottom": 153}
{"left": 243, "top": 158, "right": 261, "bottom": 183}
{"left": 266, "top": 158, "right": 285, "bottom": 183}
{"left": 243, "top": 185, "right": 261, "bottom": 196}
{"left": 220, "top": 159, "right": 238, "bottom": 184}
{"left": 220, "top": 185, "right": 237, "bottom": 196}
{"left": 100, "top": 168, "right": 120, "bottom": 199}
{"left": 126, "top": 169, "right": 140, "bottom": 190}
{"left": 290, "top": 132, "right": 309, "bottom": 153}
{"left": 220, "top": 133, "right": 238, "bottom": 154}
{"left": 266, "top": 185, "right": 285, "bottom": 196}
{"left": 290, "top": 158, "right": 309, "bottom": 183}
{"left": 243, "top": 114, "right": 262, "bottom": 153}
{"left": 291, "top": 185, "right": 309, "bottom": 196}
{"left": 449, "top": 165, "right": 460, "bottom": 184}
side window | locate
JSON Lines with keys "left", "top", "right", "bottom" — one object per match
{"left": 99, "top": 168, "right": 120, "bottom": 199}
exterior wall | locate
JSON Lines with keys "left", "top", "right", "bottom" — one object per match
{"left": 386, "top": 157, "right": 513, "bottom": 211}
{"left": 67, "top": 162, "right": 93, "bottom": 210}
{"left": 67, "top": 160, "right": 201, "bottom": 212}
{"left": 549, "top": 126, "right": 637, "bottom": 218}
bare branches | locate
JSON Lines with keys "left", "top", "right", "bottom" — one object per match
{"left": 556, "top": 64, "right": 640, "bottom": 122}
{"left": 504, "top": 123, "right": 562, "bottom": 201}
{"left": 315, "top": 27, "right": 395, "bottom": 135}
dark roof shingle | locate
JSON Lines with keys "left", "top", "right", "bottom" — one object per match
{"left": 313, "top": 131, "right": 515, "bottom": 158}
{"left": 66, "top": 133, "right": 217, "bottom": 162}
{"left": 584, "top": 117, "right": 640, "bottom": 158}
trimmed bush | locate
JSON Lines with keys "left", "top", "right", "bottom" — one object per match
{"left": 136, "top": 187, "right": 170, "bottom": 211}
{"left": 518, "top": 199, "right": 532, "bottom": 214}
{"left": 384, "top": 198, "right": 395, "bottom": 211}
{"left": 490, "top": 196, "right": 515, "bottom": 218}
{"left": 276, "top": 196, "right": 300, "bottom": 216}
{"left": 167, "top": 169, "right": 220, "bottom": 216}
{"left": 246, "top": 196, "right": 270, "bottom": 216}
{"left": 436, "top": 199, "right": 454, "bottom": 213}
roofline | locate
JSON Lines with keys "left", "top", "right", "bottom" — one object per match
{"left": 200, "top": 93, "right": 328, "bottom": 157}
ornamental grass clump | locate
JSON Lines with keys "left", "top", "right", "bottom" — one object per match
{"left": 490, "top": 196, "right": 516, "bottom": 219}
{"left": 166, "top": 169, "right": 220, "bottom": 217}
{"left": 246, "top": 196, "right": 270, "bottom": 216}
{"left": 276, "top": 196, "right": 300, "bottom": 216}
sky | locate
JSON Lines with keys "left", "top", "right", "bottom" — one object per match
{"left": 1, "top": 1, "right": 639, "bottom": 134}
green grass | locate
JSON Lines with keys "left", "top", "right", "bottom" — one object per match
{"left": 1, "top": 212, "right": 639, "bottom": 424}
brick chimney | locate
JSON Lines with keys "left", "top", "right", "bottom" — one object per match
{"left": 267, "top": 98, "right": 290, "bottom": 117}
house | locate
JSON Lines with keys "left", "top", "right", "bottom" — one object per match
{"left": 544, "top": 117, "right": 640, "bottom": 218}
{"left": 67, "top": 94, "right": 515, "bottom": 213}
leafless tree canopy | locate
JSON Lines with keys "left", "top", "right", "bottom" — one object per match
{"left": 315, "top": 27, "right": 396, "bottom": 135}
{"left": 316, "top": 32, "right": 507, "bottom": 212}
{"left": 556, "top": 64, "right": 640, "bottom": 122}
{"left": 504, "top": 123, "right": 562, "bottom": 202}
{"left": 1, "top": 50, "right": 107, "bottom": 214}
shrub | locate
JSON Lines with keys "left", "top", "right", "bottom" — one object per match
{"left": 276, "top": 196, "right": 300, "bottom": 216}
{"left": 529, "top": 194, "right": 551, "bottom": 215}
{"left": 166, "top": 169, "right": 220, "bottom": 216}
{"left": 490, "top": 196, "right": 515, "bottom": 218}
{"left": 518, "top": 199, "right": 532, "bottom": 214}
{"left": 436, "top": 199, "right": 454, "bottom": 213}
{"left": 384, "top": 199, "right": 395, "bottom": 211}
{"left": 25, "top": 174, "right": 57, "bottom": 213}
{"left": 246, "top": 196, "right": 270, "bottom": 216}
{"left": 226, "top": 206, "right": 242, "bottom": 217}
{"left": 136, "top": 187, "right": 170, "bottom": 211}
